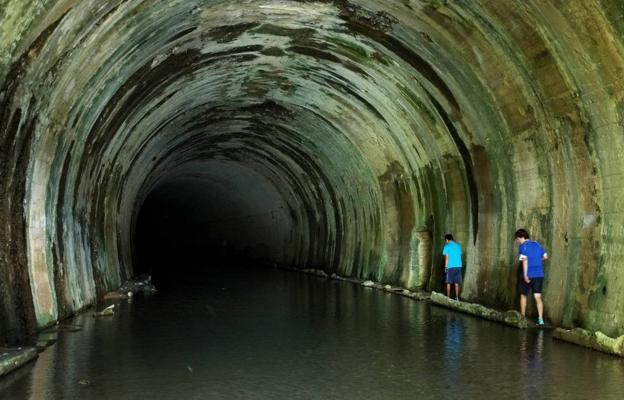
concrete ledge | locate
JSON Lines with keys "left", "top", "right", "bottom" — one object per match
{"left": 0, "top": 347, "right": 38, "bottom": 377}
{"left": 553, "top": 327, "right": 624, "bottom": 357}
{"left": 300, "top": 268, "right": 330, "bottom": 279}
{"left": 359, "top": 279, "right": 430, "bottom": 300}
{"left": 280, "top": 265, "right": 430, "bottom": 300}
{"left": 104, "top": 274, "right": 157, "bottom": 300}
{"left": 430, "top": 291, "right": 528, "bottom": 328}
{"left": 301, "top": 267, "right": 431, "bottom": 300}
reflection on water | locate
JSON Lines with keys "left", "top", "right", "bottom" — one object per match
{"left": 442, "top": 314, "right": 464, "bottom": 389}
{"left": 519, "top": 330, "right": 545, "bottom": 399}
{"left": 1, "top": 266, "right": 623, "bottom": 399}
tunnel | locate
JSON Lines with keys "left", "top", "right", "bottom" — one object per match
{"left": 1, "top": 0, "right": 624, "bottom": 362}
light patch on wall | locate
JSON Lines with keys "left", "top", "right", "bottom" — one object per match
{"left": 583, "top": 213, "right": 596, "bottom": 228}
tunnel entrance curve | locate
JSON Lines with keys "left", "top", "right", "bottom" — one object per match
{"left": 15, "top": 0, "right": 472, "bottom": 331}
{"left": 1, "top": 0, "right": 623, "bottom": 343}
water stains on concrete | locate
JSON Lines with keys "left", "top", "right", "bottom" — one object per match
{"left": 0, "top": 0, "right": 624, "bottom": 355}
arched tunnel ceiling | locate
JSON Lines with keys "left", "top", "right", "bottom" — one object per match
{"left": 1, "top": 0, "right": 624, "bottom": 342}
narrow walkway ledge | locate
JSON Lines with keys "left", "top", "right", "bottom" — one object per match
{"left": 359, "top": 279, "right": 430, "bottom": 301}
{"left": 0, "top": 347, "right": 38, "bottom": 377}
{"left": 553, "top": 327, "right": 624, "bottom": 358}
{"left": 430, "top": 291, "right": 528, "bottom": 328}
{"left": 303, "top": 267, "right": 430, "bottom": 300}
{"left": 278, "top": 265, "right": 430, "bottom": 301}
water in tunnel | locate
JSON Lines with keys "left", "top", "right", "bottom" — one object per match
{"left": 134, "top": 160, "right": 293, "bottom": 287}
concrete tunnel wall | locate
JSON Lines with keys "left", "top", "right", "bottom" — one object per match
{"left": 0, "top": 0, "right": 623, "bottom": 344}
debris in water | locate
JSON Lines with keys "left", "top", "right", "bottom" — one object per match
{"left": 95, "top": 304, "right": 115, "bottom": 317}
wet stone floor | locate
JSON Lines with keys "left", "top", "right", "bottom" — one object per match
{"left": 1, "top": 266, "right": 623, "bottom": 399}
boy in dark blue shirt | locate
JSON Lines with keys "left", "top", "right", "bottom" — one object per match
{"left": 514, "top": 229, "right": 549, "bottom": 325}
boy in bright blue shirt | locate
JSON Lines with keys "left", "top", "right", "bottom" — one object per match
{"left": 442, "top": 234, "right": 462, "bottom": 300}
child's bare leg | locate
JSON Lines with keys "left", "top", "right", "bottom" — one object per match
{"left": 520, "top": 294, "right": 528, "bottom": 316}
{"left": 534, "top": 293, "right": 544, "bottom": 319}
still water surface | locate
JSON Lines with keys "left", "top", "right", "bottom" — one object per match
{"left": 1, "top": 266, "right": 623, "bottom": 399}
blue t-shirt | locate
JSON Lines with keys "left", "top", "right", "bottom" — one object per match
{"left": 519, "top": 240, "right": 547, "bottom": 278}
{"left": 442, "top": 241, "right": 462, "bottom": 268}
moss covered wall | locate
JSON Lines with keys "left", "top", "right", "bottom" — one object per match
{"left": 1, "top": 0, "right": 623, "bottom": 343}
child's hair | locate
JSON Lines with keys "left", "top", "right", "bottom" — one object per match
{"left": 514, "top": 229, "right": 530, "bottom": 239}
{"left": 444, "top": 234, "right": 454, "bottom": 241}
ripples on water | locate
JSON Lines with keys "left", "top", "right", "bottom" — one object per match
{"left": 1, "top": 266, "right": 623, "bottom": 399}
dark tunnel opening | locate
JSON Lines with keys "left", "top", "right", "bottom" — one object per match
{"left": 133, "top": 161, "right": 294, "bottom": 289}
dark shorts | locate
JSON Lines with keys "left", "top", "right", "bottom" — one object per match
{"left": 519, "top": 277, "right": 543, "bottom": 295}
{"left": 446, "top": 268, "right": 462, "bottom": 284}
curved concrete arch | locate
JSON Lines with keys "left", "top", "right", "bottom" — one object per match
{"left": 1, "top": 0, "right": 624, "bottom": 344}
